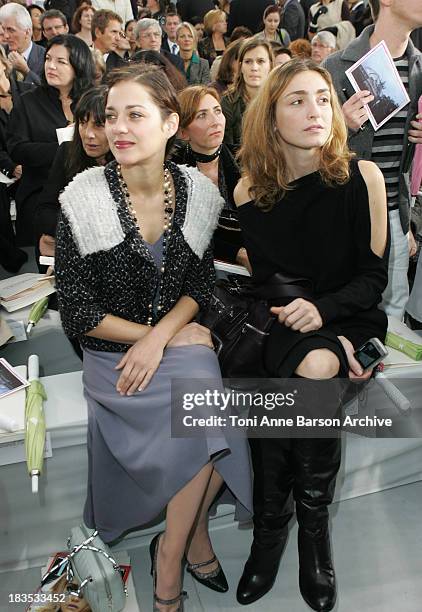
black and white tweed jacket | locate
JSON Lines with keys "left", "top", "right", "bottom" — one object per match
{"left": 55, "top": 160, "right": 224, "bottom": 353}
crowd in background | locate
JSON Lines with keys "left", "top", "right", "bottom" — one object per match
{"left": 1, "top": 2, "right": 422, "bottom": 611}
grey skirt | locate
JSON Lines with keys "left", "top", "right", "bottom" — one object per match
{"left": 82, "top": 345, "right": 253, "bottom": 543}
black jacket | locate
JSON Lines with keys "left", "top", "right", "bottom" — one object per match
{"left": 7, "top": 86, "right": 68, "bottom": 246}
{"left": 0, "top": 108, "right": 27, "bottom": 273}
{"left": 282, "top": 0, "right": 306, "bottom": 41}
{"left": 171, "top": 141, "right": 243, "bottom": 263}
{"left": 228, "top": 0, "right": 274, "bottom": 35}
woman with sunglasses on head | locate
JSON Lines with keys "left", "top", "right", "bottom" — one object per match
{"left": 174, "top": 84, "right": 249, "bottom": 269}
{"left": 234, "top": 58, "right": 388, "bottom": 610}
{"left": 55, "top": 65, "right": 252, "bottom": 612}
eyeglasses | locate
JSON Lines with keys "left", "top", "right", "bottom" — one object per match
{"left": 140, "top": 31, "right": 161, "bottom": 39}
{"left": 312, "top": 42, "right": 331, "bottom": 49}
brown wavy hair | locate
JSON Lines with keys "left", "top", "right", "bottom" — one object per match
{"left": 178, "top": 85, "right": 220, "bottom": 130}
{"left": 226, "top": 37, "right": 274, "bottom": 104}
{"left": 239, "top": 58, "right": 353, "bottom": 209}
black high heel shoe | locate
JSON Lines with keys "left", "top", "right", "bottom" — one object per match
{"left": 149, "top": 533, "right": 187, "bottom": 612}
{"left": 186, "top": 555, "right": 229, "bottom": 593}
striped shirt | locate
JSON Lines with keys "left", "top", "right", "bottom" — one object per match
{"left": 371, "top": 55, "right": 409, "bottom": 212}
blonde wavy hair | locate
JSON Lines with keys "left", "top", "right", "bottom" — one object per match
{"left": 239, "top": 58, "right": 353, "bottom": 209}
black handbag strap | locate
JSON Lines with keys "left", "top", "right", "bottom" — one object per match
{"left": 249, "top": 272, "right": 314, "bottom": 301}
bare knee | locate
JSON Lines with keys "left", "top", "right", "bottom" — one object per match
{"left": 295, "top": 349, "right": 340, "bottom": 379}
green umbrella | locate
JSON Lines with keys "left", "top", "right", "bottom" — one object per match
{"left": 25, "top": 355, "right": 47, "bottom": 493}
{"left": 26, "top": 296, "right": 49, "bottom": 334}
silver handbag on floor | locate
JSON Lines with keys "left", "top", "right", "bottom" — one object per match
{"left": 42, "top": 524, "right": 127, "bottom": 612}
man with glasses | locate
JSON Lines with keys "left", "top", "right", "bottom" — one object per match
{"left": 311, "top": 30, "right": 337, "bottom": 63}
{"left": 135, "top": 18, "right": 184, "bottom": 72}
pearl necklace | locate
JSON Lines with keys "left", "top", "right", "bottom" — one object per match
{"left": 117, "top": 164, "right": 174, "bottom": 326}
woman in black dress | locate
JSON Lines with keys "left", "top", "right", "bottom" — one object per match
{"left": 7, "top": 34, "right": 95, "bottom": 246}
{"left": 234, "top": 59, "right": 388, "bottom": 611}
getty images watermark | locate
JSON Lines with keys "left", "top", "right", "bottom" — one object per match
{"left": 170, "top": 377, "right": 422, "bottom": 439}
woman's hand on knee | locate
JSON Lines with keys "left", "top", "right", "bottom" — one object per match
{"left": 115, "top": 333, "right": 164, "bottom": 395}
{"left": 271, "top": 299, "right": 322, "bottom": 333}
{"left": 337, "top": 335, "right": 372, "bottom": 381}
{"left": 167, "top": 322, "right": 214, "bottom": 349}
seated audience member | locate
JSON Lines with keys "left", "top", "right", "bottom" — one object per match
{"left": 72, "top": 3, "right": 96, "bottom": 47}
{"left": 7, "top": 34, "right": 95, "bottom": 246}
{"left": 0, "top": 49, "right": 27, "bottom": 273}
{"left": 177, "top": 0, "right": 214, "bottom": 23}
{"left": 41, "top": 9, "right": 69, "bottom": 43}
{"left": 131, "top": 49, "right": 187, "bottom": 91}
{"left": 219, "top": 0, "right": 230, "bottom": 17}
{"left": 35, "top": 86, "right": 112, "bottom": 259}
{"left": 91, "top": 47, "right": 106, "bottom": 81}
{"left": 234, "top": 57, "right": 388, "bottom": 610}
{"left": 27, "top": 5, "right": 44, "bottom": 44}
{"left": 256, "top": 5, "right": 290, "bottom": 46}
{"left": 124, "top": 18, "right": 137, "bottom": 56}
{"left": 309, "top": 0, "right": 351, "bottom": 38}
{"left": 91, "top": 0, "right": 133, "bottom": 24}
{"left": 146, "top": 0, "right": 167, "bottom": 27}
{"left": 311, "top": 29, "right": 336, "bottom": 63}
{"left": 210, "top": 37, "right": 242, "bottom": 94}
{"left": 271, "top": 42, "right": 293, "bottom": 65}
{"left": 229, "top": 25, "right": 253, "bottom": 42}
{"left": 280, "top": 0, "right": 305, "bottom": 42}
{"left": 0, "top": 2, "right": 46, "bottom": 85}
{"left": 92, "top": 9, "right": 125, "bottom": 70}
{"left": 174, "top": 84, "right": 248, "bottom": 266}
{"left": 54, "top": 64, "right": 252, "bottom": 612}
{"left": 228, "top": 0, "right": 274, "bottom": 35}
{"left": 161, "top": 11, "right": 181, "bottom": 55}
{"left": 323, "top": 0, "right": 422, "bottom": 320}
{"left": 198, "top": 8, "right": 229, "bottom": 66}
{"left": 176, "top": 20, "right": 210, "bottom": 85}
{"left": 289, "top": 36, "right": 312, "bottom": 58}
{"left": 191, "top": 16, "right": 205, "bottom": 43}
{"left": 135, "top": 18, "right": 185, "bottom": 72}
{"left": 43, "top": 0, "right": 78, "bottom": 28}
{"left": 221, "top": 38, "right": 273, "bottom": 149}
{"left": 210, "top": 25, "right": 251, "bottom": 81}
{"left": 138, "top": 7, "right": 152, "bottom": 19}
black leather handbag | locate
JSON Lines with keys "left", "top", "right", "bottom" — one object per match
{"left": 200, "top": 272, "right": 314, "bottom": 378}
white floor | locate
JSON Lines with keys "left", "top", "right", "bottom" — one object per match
{"left": 1, "top": 481, "right": 421, "bottom": 612}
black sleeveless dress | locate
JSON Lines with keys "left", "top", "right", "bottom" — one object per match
{"left": 237, "top": 161, "right": 389, "bottom": 377}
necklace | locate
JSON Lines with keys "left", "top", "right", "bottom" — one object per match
{"left": 189, "top": 143, "right": 222, "bottom": 163}
{"left": 117, "top": 164, "right": 174, "bottom": 326}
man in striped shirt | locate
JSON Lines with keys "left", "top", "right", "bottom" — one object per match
{"left": 324, "top": 0, "right": 422, "bottom": 320}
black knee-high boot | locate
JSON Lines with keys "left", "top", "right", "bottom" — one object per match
{"left": 237, "top": 437, "right": 294, "bottom": 605}
{"left": 292, "top": 373, "right": 343, "bottom": 612}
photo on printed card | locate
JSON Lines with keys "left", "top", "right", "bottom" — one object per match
{"left": 0, "top": 357, "right": 29, "bottom": 400}
{"left": 345, "top": 40, "right": 410, "bottom": 130}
